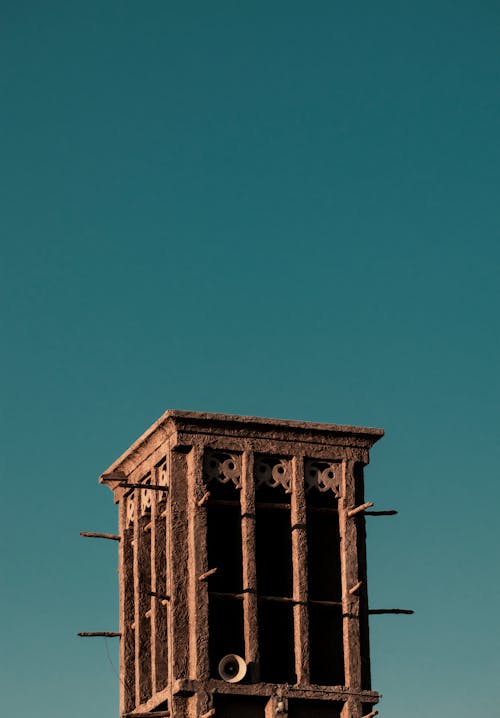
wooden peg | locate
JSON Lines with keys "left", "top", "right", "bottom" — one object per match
{"left": 198, "top": 567, "right": 218, "bottom": 581}
{"left": 143, "top": 522, "right": 152, "bottom": 533}
{"left": 361, "top": 711, "right": 378, "bottom": 718}
{"left": 149, "top": 591, "right": 171, "bottom": 602}
{"left": 198, "top": 491, "right": 211, "bottom": 507}
{"left": 349, "top": 580, "right": 363, "bottom": 595}
{"left": 200, "top": 710, "right": 216, "bottom": 718}
{"left": 145, "top": 609, "right": 151, "bottom": 619}
{"left": 347, "top": 502, "right": 374, "bottom": 517}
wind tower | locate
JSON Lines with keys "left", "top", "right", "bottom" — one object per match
{"left": 99, "top": 410, "right": 385, "bottom": 718}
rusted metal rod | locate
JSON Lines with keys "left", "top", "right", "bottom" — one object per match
{"left": 347, "top": 502, "right": 374, "bottom": 517}
{"left": 369, "top": 609, "right": 414, "bottom": 615}
{"left": 80, "top": 531, "right": 120, "bottom": 541}
{"left": 77, "top": 632, "right": 121, "bottom": 637}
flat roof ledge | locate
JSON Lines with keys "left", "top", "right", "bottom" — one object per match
{"left": 100, "top": 409, "right": 384, "bottom": 484}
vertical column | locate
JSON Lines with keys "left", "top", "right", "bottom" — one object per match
{"left": 291, "top": 454, "right": 310, "bottom": 685}
{"left": 354, "top": 461, "right": 371, "bottom": 691}
{"left": 119, "top": 494, "right": 135, "bottom": 714}
{"left": 150, "top": 468, "right": 158, "bottom": 693}
{"left": 339, "top": 459, "right": 362, "bottom": 691}
{"left": 342, "top": 696, "right": 362, "bottom": 718}
{"left": 154, "top": 461, "right": 169, "bottom": 692}
{"left": 168, "top": 450, "right": 190, "bottom": 681}
{"left": 132, "top": 489, "right": 141, "bottom": 707}
{"left": 241, "top": 450, "right": 259, "bottom": 674}
{"left": 187, "top": 444, "right": 210, "bottom": 681}
{"left": 136, "top": 482, "right": 153, "bottom": 705}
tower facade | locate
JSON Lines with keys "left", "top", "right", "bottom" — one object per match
{"left": 101, "top": 410, "right": 383, "bottom": 718}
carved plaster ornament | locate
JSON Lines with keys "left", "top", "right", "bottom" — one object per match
{"left": 126, "top": 496, "right": 135, "bottom": 528}
{"left": 304, "top": 460, "right": 341, "bottom": 497}
{"left": 141, "top": 475, "right": 153, "bottom": 515}
{"left": 204, "top": 451, "right": 242, "bottom": 488}
{"left": 254, "top": 457, "right": 292, "bottom": 492}
{"left": 157, "top": 459, "right": 169, "bottom": 487}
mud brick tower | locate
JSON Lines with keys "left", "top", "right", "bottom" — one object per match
{"left": 100, "top": 410, "right": 384, "bottom": 718}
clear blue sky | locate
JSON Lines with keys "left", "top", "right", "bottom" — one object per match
{"left": 1, "top": 2, "right": 499, "bottom": 716}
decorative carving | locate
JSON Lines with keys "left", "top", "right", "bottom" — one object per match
{"left": 157, "top": 459, "right": 169, "bottom": 487}
{"left": 140, "top": 474, "right": 153, "bottom": 515}
{"left": 126, "top": 496, "right": 135, "bottom": 528}
{"left": 304, "top": 460, "right": 341, "bottom": 497}
{"left": 254, "top": 456, "right": 292, "bottom": 492}
{"left": 203, "top": 451, "right": 242, "bottom": 488}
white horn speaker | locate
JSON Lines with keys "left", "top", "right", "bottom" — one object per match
{"left": 218, "top": 654, "right": 247, "bottom": 683}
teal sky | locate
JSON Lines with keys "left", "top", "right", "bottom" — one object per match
{"left": 1, "top": 2, "right": 499, "bottom": 716}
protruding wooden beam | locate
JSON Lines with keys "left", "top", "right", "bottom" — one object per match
{"left": 369, "top": 608, "right": 414, "bottom": 615}
{"left": 361, "top": 710, "right": 378, "bottom": 718}
{"left": 80, "top": 531, "right": 120, "bottom": 541}
{"left": 347, "top": 501, "right": 374, "bottom": 517}
{"left": 77, "top": 632, "right": 121, "bottom": 637}
{"left": 197, "top": 491, "right": 211, "bottom": 507}
{"left": 198, "top": 567, "right": 217, "bottom": 581}
{"left": 101, "top": 471, "right": 127, "bottom": 482}
{"left": 348, "top": 580, "right": 363, "bottom": 595}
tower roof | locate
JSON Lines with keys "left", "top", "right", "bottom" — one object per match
{"left": 100, "top": 409, "right": 384, "bottom": 483}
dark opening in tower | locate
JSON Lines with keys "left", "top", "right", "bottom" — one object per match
{"left": 305, "top": 460, "right": 344, "bottom": 686}
{"left": 204, "top": 451, "right": 245, "bottom": 677}
{"left": 255, "top": 455, "right": 296, "bottom": 684}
